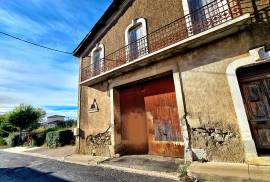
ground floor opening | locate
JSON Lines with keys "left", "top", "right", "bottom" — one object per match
{"left": 237, "top": 62, "right": 270, "bottom": 155}
{"left": 116, "top": 74, "right": 184, "bottom": 158}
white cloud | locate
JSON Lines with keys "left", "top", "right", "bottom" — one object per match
{"left": 0, "top": 0, "right": 112, "bottom": 118}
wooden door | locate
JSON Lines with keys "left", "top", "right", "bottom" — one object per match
{"left": 144, "top": 76, "right": 184, "bottom": 157}
{"left": 119, "top": 85, "right": 148, "bottom": 154}
{"left": 238, "top": 65, "right": 270, "bottom": 154}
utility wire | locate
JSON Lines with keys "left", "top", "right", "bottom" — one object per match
{"left": 0, "top": 31, "right": 73, "bottom": 55}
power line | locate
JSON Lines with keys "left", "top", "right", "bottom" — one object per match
{"left": 0, "top": 31, "right": 73, "bottom": 55}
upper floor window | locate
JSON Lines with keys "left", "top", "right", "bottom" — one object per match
{"left": 125, "top": 18, "right": 148, "bottom": 62}
{"left": 183, "top": 0, "right": 230, "bottom": 34}
{"left": 91, "top": 43, "right": 104, "bottom": 76}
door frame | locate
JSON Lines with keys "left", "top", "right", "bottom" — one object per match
{"left": 108, "top": 64, "right": 192, "bottom": 161}
{"left": 227, "top": 46, "right": 270, "bottom": 164}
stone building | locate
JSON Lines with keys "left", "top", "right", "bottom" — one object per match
{"left": 73, "top": 0, "right": 270, "bottom": 165}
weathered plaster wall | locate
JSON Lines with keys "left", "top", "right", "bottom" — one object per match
{"left": 180, "top": 55, "right": 247, "bottom": 162}
{"left": 85, "top": 0, "right": 184, "bottom": 57}
{"left": 77, "top": 0, "right": 270, "bottom": 160}
{"left": 79, "top": 0, "right": 185, "bottom": 156}
{"left": 78, "top": 24, "right": 270, "bottom": 159}
{"left": 79, "top": 83, "right": 111, "bottom": 156}
{"left": 178, "top": 24, "right": 270, "bottom": 162}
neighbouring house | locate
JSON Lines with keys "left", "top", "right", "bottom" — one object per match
{"left": 73, "top": 0, "right": 270, "bottom": 165}
{"left": 42, "top": 115, "right": 65, "bottom": 129}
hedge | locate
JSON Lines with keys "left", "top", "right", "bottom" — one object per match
{"left": 32, "top": 131, "right": 46, "bottom": 146}
{"left": 6, "top": 133, "right": 20, "bottom": 147}
{"left": 46, "top": 129, "right": 74, "bottom": 148}
{"left": 0, "top": 137, "right": 6, "bottom": 145}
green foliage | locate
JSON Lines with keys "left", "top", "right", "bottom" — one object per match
{"left": 178, "top": 164, "right": 189, "bottom": 177}
{"left": 0, "top": 114, "right": 7, "bottom": 123}
{"left": 7, "top": 104, "right": 46, "bottom": 131}
{"left": 0, "top": 122, "right": 18, "bottom": 138}
{"left": 30, "top": 127, "right": 58, "bottom": 147}
{"left": 46, "top": 129, "right": 74, "bottom": 148}
{"left": 32, "top": 131, "right": 46, "bottom": 146}
{"left": 0, "top": 137, "right": 6, "bottom": 145}
{"left": 28, "top": 122, "right": 41, "bottom": 131}
{"left": 6, "top": 133, "right": 20, "bottom": 147}
{"left": 56, "top": 119, "right": 77, "bottom": 128}
{"left": 46, "top": 131, "right": 60, "bottom": 148}
{"left": 55, "top": 120, "right": 66, "bottom": 128}
{"left": 0, "top": 130, "right": 9, "bottom": 138}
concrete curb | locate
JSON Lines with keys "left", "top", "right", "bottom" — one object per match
{"left": 0, "top": 149, "right": 180, "bottom": 181}
{"left": 189, "top": 162, "right": 270, "bottom": 182}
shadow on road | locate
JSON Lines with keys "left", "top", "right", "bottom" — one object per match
{"left": 0, "top": 167, "right": 69, "bottom": 182}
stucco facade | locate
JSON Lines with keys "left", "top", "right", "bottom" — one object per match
{"left": 74, "top": 0, "right": 270, "bottom": 163}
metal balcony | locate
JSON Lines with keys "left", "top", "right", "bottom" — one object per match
{"left": 81, "top": 0, "right": 244, "bottom": 82}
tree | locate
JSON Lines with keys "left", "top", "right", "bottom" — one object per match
{"left": 0, "top": 114, "right": 17, "bottom": 138}
{"left": 7, "top": 104, "right": 46, "bottom": 132}
{"left": 0, "top": 114, "right": 7, "bottom": 124}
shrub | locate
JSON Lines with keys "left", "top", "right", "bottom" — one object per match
{"left": 45, "top": 127, "right": 57, "bottom": 133}
{"left": 32, "top": 131, "right": 46, "bottom": 146}
{"left": 46, "top": 131, "right": 60, "bottom": 148}
{"left": 0, "top": 130, "right": 9, "bottom": 138}
{"left": 6, "top": 133, "right": 20, "bottom": 147}
{"left": 46, "top": 129, "right": 74, "bottom": 148}
{"left": 0, "top": 137, "right": 6, "bottom": 145}
{"left": 0, "top": 122, "right": 18, "bottom": 138}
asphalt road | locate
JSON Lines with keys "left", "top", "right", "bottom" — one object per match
{"left": 0, "top": 151, "right": 178, "bottom": 182}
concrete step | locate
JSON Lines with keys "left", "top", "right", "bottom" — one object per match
{"left": 101, "top": 154, "right": 184, "bottom": 174}
{"left": 188, "top": 162, "right": 270, "bottom": 182}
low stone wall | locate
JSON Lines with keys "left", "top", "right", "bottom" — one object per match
{"left": 192, "top": 127, "right": 235, "bottom": 146}
{"left": 190, "top": 125, "right": 245, "bottom": 162}
{"left": 84, "top": 126, "right": 111, "bottom": 156}
{"left": 86, "top": 130, "right": 111, "bottom": 147}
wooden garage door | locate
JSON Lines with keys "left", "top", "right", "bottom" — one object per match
{"left": 238, "top": 64, "right": 270, "bottom": 154}
{"left": 119, "top": 75, "right": 184, "bottom": 157}
{"left": 144, "top": 76, "right": 184, "bottom": 157}
{"left": 119, "top": 85, "right": 148, "bottom": 154}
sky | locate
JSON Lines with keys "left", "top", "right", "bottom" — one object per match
{"left": 0, "top": 0, "right": 112, "bottom": 118}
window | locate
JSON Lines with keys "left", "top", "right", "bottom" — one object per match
{"left": 90, "top": 43, "right": 104, "bottom": 76}
{"left": 183, "top": 0, "right": 231, "bottom": 34}
{"left": 125, "top": 18, "right": 148, "bottom": 62}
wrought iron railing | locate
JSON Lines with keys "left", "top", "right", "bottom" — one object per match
{"left": 81, "top": 0, "right": 243, "bottom": 82}
{"left": 251, "top": 5, "right": 270, "bottom": 22}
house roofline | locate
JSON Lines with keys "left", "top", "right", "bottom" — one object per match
{"left": 47, "top": 115, "right": 65, "bottom": 118}
{"left": 73, "top": 0, "right": 126, "bottom": 57}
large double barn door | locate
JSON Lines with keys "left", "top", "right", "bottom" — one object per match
{"left": 238, "top": 65, "right": 270, "bottom": 154}
{"left": 119, "top": 76, "right": 184, "bottom": 157}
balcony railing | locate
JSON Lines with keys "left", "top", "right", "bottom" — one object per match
{"left": 251, "top": 5, "right": 270, "bottom": 22}
{"left": 81, "top": 0, "right": 243, "bottom": 82}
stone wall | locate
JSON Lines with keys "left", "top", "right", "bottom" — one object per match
{"left": 78, "top": 82, "right": 111, "bottom": 156}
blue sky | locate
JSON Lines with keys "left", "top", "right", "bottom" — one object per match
{"left": 0, "top": 0, "right": 112, "bottom": 118}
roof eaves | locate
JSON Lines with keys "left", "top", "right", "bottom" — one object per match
{"left": 73, "top": 0, "right": 125, "bottom": 57}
